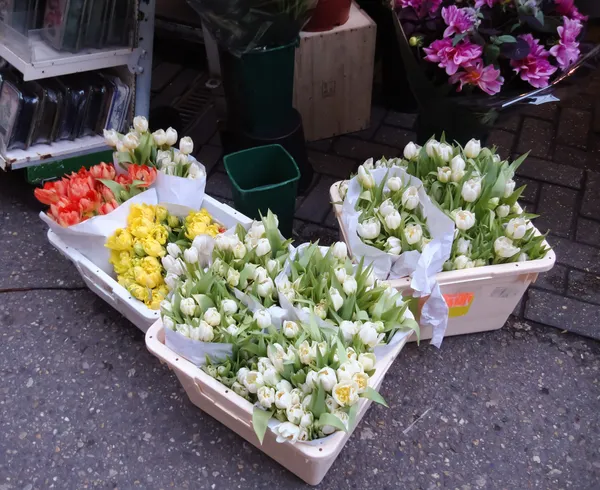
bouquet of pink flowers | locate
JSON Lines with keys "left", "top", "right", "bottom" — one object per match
{"left": 396, "top": 0, "right": 588, "bottom": 96}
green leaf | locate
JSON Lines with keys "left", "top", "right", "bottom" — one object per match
{"left": 116, "top": 151, "right": 133, "bottom": 164}
{"left": 497, "top": 35, "right": 517, "bottom": 43}
{"left": 318, "top": 413, "right": 348, "bottom": 433}
{"left": 252, "top": 408, "right": 274, "bottom": 445}
{"left": 361, "top": 387, "right": 388, "bottom": 407}
{"left": 484, "top": 44, "right": 501, "bottom": 65}
{"left": 348, "top": 402, "right": 360, "bottom": 431}
{"left": 98, "top": 179, "right": 127, "bottom": 204}
{"left": 452, "top": 33, "right": 466, "bottom": 47}
{"left": 309, "top": 382, "right": 327, "bottom": 418}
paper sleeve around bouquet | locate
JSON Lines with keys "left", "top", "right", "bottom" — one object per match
{"left": 165, "top": 327, "right": 233, "bottom": 366}
{"left": 40, "top": 189, "right": 158, "bottom": 275}
{"left": 154, "top": 156, "right": 207, "bottom": 210}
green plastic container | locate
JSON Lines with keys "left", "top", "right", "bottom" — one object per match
{"left": 224, "top": 144, "right": 300, "bottom": 238}
{"left": 221, "top": 39, "right": 298, "bottom": 136}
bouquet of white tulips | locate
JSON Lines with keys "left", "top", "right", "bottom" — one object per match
{"left": 368, "top": 137, "right": 550, "bottom": 270}
{"left": 211, "top": 212, "right": 293, "bottom": 311}
{"left": 276, "top": 241, "right": 419, "bottom": 352}
{"left": 203, "top": 317, "right": 387, "bottom": 444}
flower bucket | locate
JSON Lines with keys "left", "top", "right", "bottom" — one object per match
{"left": 224, "top": 144, "right": 300, "bottom": 239}
{"left": 303, "top": 0, "right": 352, "bottom": 32}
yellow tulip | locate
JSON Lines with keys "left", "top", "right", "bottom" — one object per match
{"left": 112, "top": 251, "right": 134, "bottom": 275}
{"left": 185, "top": 221, "right": 208, "bottom": 240}
{"left": 147, "top": 290, "right": 166, "bottom": 310}
{"left": 150, "top": 224, "right": 169, "bottom": 245}
{"left": 106, "top": 228, "right": 133, "bottom": 251}
{"left": 155, "top": 206, "right": 168, "bottom": 223}
{"left": 129, "top": 217, "right": 154, "bottom": 239}
{"left": 167, "top": 215, "right": 180, "bottom": 228}
{"left": 128, "top": 283, "right": 150, "bottom": 302}
{"left": 118, "top": 275, "right": 134, "bottom": 289}
{"left": 141, "top": 256, "right": 162, "bottom": 274}
{"left": 127, "top": 204, "right": 155, "bottom": 226}
{"left": 133, "top": 240, "right": 146, "bottom": 257}
{"left": 142, "top": 238, "right": 166, "bottom": 257}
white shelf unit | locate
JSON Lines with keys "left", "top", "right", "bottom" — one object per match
{"left": 0, "top": 0, "right": 156, "bottom": 170}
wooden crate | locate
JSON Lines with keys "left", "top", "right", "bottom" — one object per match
{"left": 293, "top": 3, "right": 376, "bottom": 141}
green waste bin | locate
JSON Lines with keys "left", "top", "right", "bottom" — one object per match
{"left": 224, "top": 144, "right": 300, "bottom": 238}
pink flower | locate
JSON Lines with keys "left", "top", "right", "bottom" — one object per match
{"left": 396, "top": 0, "right": 442, "bottom": 17}
{"left": 474, "top": 0, "right": 500, "bottom": 7}
{"left": 424, "top": 38, "right": 483, "bottom": 75}
{"left": 441, "top": 6, "right": 478, "bottom": 38}
{"left": 510, "top": 34, "right": 557, "bottom": 89}
{"left": 550, "top": 17, "right": 583, "bottom": 70}
{"left": 555, "top": 0, "right": 588, "bottom": 21}
{"left": 449, "top": 60, "right": 504, "bottom": 95}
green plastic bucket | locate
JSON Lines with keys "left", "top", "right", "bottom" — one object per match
{"left": 221, "top": 39, "right": 298, "bottom": 136}
{"left": 223, "top": 144, "right": 300, "bottom": 238}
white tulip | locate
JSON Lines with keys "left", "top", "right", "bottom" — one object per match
{"left": 461, "top": 178, "right": 482, "bottom": 203}
{"left": 226, "top": 268, "right": 240, "bottom": 287}
{"left": 437, "top": 143, "right": 453, "bottom": 162}
{"left": 242, "top": 371, "right": 264, "bottom": 394}
{"left": 362, "top": 157, "right": 374, "bottom": 170}
{"left": 133, "top": 116, "right": 148, "bottom": 133}
{"left": 437, "top": 166, "right": 451, "bottom": 183}
{"left": 358, "top": 323, "right": 382, "bottom": 348}
{"left": 494, "top": 236, "right": 520, "bottom": 258}
{"left": 504, "top": 179, "right": 516, "bottom": 198}
{"left": 274, "top": 422, "right": 301, "bottom": 444}
{"left": 365, "top": 270, "right": 375, "bottom": 288}
{"left": 488, "top": 197, "right": 499, "bottom": 209}
{"left": 266, "top": 258, "right": 278, "bottom": 275}
{"left": 342, "top": 276, "right": 358, "bottom": 295}
{"left": 378, "top": 199, "right": 395, "bottom": 218}
{"left": 253, "top": 266, "right": 268, "bottom": 283}
{"left": 386, "top": 236, "right": 402, "bottom": 255}
{"left": 253, "top": 309, "right": 271, "bottom": 329}
{"left": 103, "top": 129, "right": 119, "bottom": 147}
{"left": 165, "top": 127, "right": 178, "bottom": 146}
{"left": 257, "top": 386, "right": 275, "bottom": 409}
{"left": 236, "top": 367, "right": 249, "bottom": 385}
{"left": 318, "top": 367, "right": 338, "bottom": 392}
{"left": 357, "top": 218, "right": 380, "bottom": 240}
{"left": 450, "top": 155, "right": 466, "bottom": 173}
{"left": 282, "top": 320, "right": 300, "bottom": 339}
{"left": 262, "top": 367, "right": 280, "bottom": 387}
{"left": 161, "top": 255, "right": 177, "bottom": 273}
{"left": 451, "top": 169, "right": 465, "bottom": 183}
{"left": 456, "top": 237, "right": 471, "bottom": 255}
{"left": 203, "top": 307, "right": 221, "bottom": 327}
{"left": 334, "top": 266, "right": 347, "bottom": 284}
{"left": 386, "top": 176, "right": 402, "bottom": 192}
{"left": 512, "top": 202, "right": 524, "bottom": 215}
{"left": 332, "top": 242, "right": 347, "bottom": 260}
{"left": 299, "top": 411, "right": 314, "bottom": 429}
{"left": 214, "top": 234, "right": 231, "bottom": 251}
{"left": 339, "top": 320, "right": 358, "bottom": 342}
{"left": 496, "top": 204, "right": 510, "bottom": 218}
{"left": 179, "top": 298, "right": 196, "bottom": 316}
{"left": 183, "top": 247, "right": 199, "bottom": 264}
{"left": 255, "top": 238, "right": 271, "bottom": 257}
{"left": 401, "top": 186, "right": 420, "bottom": 210}
{"left": 474, "top": 259, "right": 487, "bottom": 267}
{"left": 221, "top": 299, "right": 238, "bottom": 315}
{"left": 277, "top": 380, "right": 293, "bottom": 393}
{"left": 176, "top": 323, "right": 191, "bottom": 337}
{"left": 232, "top": 382, "right": 249, "bottom": 398}
{"left": 166, "top": 243, "right": 182, "bottom": 258}
{"left": 164, "top": 273, "right": 179, "bottom": 290}
{"left": 116, "top": 140, "right": 128, "bottom": 153}
{"left": 179, "top": 136, "right": 194, "bottom": 155}
{"left": 275, "top": 390, "right": 293, "bottom": 409}
{"left": 518, "top": 252, "right": 529, "bottom": 262}
{"left": 286, "top": 404, "right": 304, "bottom": 425}
{"left": 226, "top": 324, "right": 239, "bottom": 336}
{"left": 506, "top": 217, "right": 527, "bottom": 240}
{"left": 257, "top": 357, "right": 273, "bottom": 374}
{"left": 385, "top": 210, "right": 402, "bottom": 230}
{"left": 425, "top": 139, "right": 439, "bottom": 158}
{"left": 464, "top": 139, "right": 481, "bottom": 158}
{"left": 336, "top": 359, "right": 363, "bottom": 381}
{"left": 162, "top": 316, "right": 175, "bottom": 330}
{"left": 325, "top": 395, "right": 340, "bottom": 413}
{"left": 352, "top": 372, "right": 369, "bottom": 394}
{"left": 332, "top": 381, "right": 360, "bottom": 407}
{"left": 123, "top": 132, "right": 139, "bottom": 150}
{"left": 404, "top": 223, "right": 423, "bottom": 245}
{"left": 333, "top": 410, "right": 350, "bottom": 429}
{"left": 298, "top": 340, "right": 316, "bottom": 365}
{"left": 314, "top": 302, "right": 327, "bottom": 320}
{"left": 188, "top": 162, "right": 204, "bottom": 180}
{"left": 197, "top": 320, "right": 215, "bottom": 342}
{"left": 257, "top": 278, "right": 274, "bottom": 298}
{"left": 454, "top": 210, "right": 476, "bottom": 231}
{"left": 357, "top": 165, "right": 375, "bottom": 189}
{"left": 152, "top": 129, "right": 167, "bottom": 146}
{"left": 358, "top": 353, "right": 376, "bottom": 372}
{"left": 305, "top": 370, "right": 319, "bottom": 391}
{"left": 454, "top": 255, "right": 470, "bottom": 269}
{"left": 329, "top": 287, "right": 344, "bottom": 312}
{"left": 345, "top": 347, "right": 358, "bottom": 362}
{"left": 403, "top": 141, "right": 420, "bottom": 160}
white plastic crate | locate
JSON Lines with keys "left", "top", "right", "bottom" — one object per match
{"left": 47, "top": 195, "right": 253, "bottom": 333}
{"left": 330, "top": 182, "right": 556, "bottom": 340}
{"left": 145, "top": 319, "right": 409, "bottom": 486}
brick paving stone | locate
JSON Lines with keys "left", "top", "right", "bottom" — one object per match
{"left": 576, "top": 217, "right": 600, "bottom": 246}
{"left": 373, "top": 125, "right": 416, "bottom": 149}
{"left": 350, "top": 106, "right": 387, "bottom": 140}
{"left": 516, "top": 156, "right": 584, "bottom": 189}
{"left": 568, "top": 270, "right": 600, "bottom": 305}
{"left": 495, "top": 113, "right": 521, "bottom": 133}
{"left": 581, "top": 171, "right": 600, "bottom": 219}
{"left": 206, "top": 171, "right": 232, "bottom": 200}
{"left": 324, "top": 209, "right": 339, "bottom": 229}
{"left": 295, "top": 175, "right": 338, "bottom": 224}
{"left": 525, "top": 289, "right": 600, "bottom": 338}
{"left": 151, "top": 62, "right": 183, "bottom": 93}
{"left": 534, "top": 184, "right": 578, "bottom": 238}
{"left": 306, "top": 138, "right": 334, "bottom": 152}
{"left": 516, "top": 118, "right": 554, "bottom": 159}
{"left": 534, "top": 264, "right": 567, "bottom": 294}
{"left": 195, "top": 145, "right": 222, "bottom": 174}
{"left": 333, "top": 136, "right": 399, "bottom": 161}
{"left": 384, "top": 111, "right": 417, "bottom": 130}
{"left": 297, "top": 223, "right": 341, "bottom": 246}
{"left": 549, "top": 237, "right": 600, "bottom": 274}
{"left": 553, "top": 144, "right": 595, "bottom": 171}
{"left": 559, "top": 93, "right": 594, "bottom": 111}
{"left": 512, "top": 297, "right": 524, "bottom": 317}
{"left": 557, "top": 108, "right": 592, "bottom": 149}
{"left": 514, "top": 176, "right": 539, "bottom": 204}
{"left": 187, "top": 106, "right": 218, "bottom": 146}
{"left": 486, "top": 129, "right": 515, "bottom": 159}
{"left": 521, "top": 103, "right": 558, "bottom": 121}
{"left": 308, "top": 151, "right": 357, "bottom": 179}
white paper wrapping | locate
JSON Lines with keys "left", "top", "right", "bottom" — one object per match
{"left": 154, "top": 160, "right": 207, "bottom": 210}
{"left": 39, "top": 189, "right": 158, "bottom": 275}
{"left": 232, "top": 288, "right": 288, "bottom": 329}
{"left": 165, "top": 327, "right": 233, "bottom": 366}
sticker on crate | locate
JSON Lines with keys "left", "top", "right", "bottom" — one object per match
{"left": 418, "top": 292, "right": 474, "bottom": 319}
